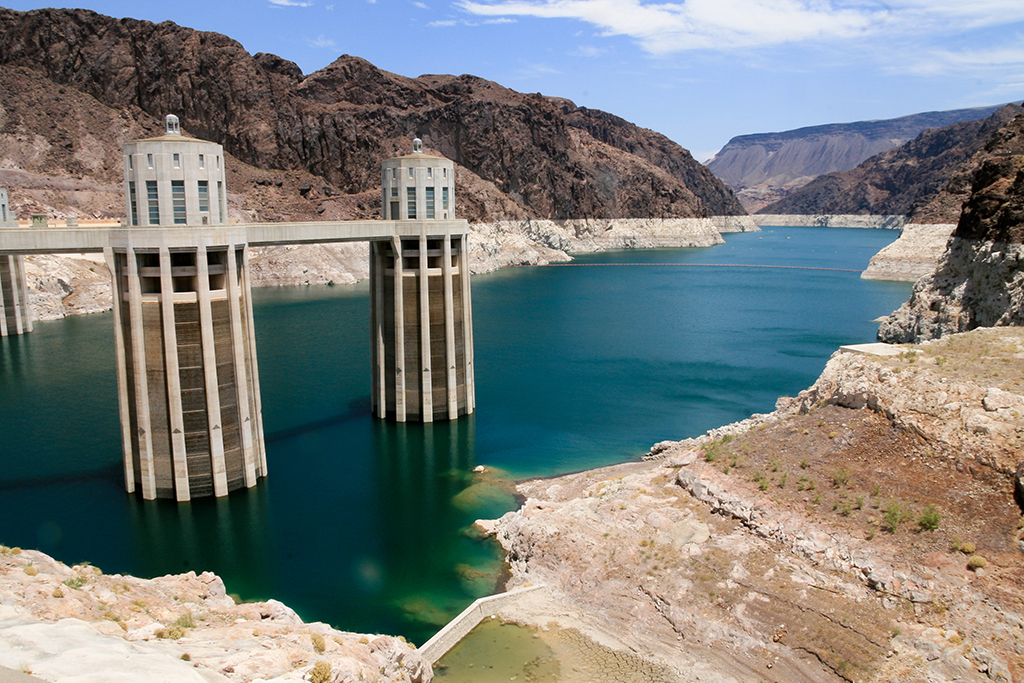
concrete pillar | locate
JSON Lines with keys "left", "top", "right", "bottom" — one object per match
{"left": 370, "top": 230, "right": 474, "bottom": 422}
{"left": 0, "top": 254, "right": 32, "bottom": 337}
{"left": 109, "top": 230, "right": 265, "bottom": 500}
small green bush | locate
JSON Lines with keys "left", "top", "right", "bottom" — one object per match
{"left": 967, "top": 556, "right": 988, "bottom": 571}
{"left": 63, "top": 576, "right": 86, "bottom": 590}
{"left": 833, "top": 469, "right": 850, "bottom": 488}
{"left": 883, "top": 501, "right": 913, "bottom": 532}
{"left": 309, "top": 661, "right": 332, "bottom": 683}
{"left": 173, "top": 613, "right": 195, "bottom": 629}
{"left": 959, "top": 541, "right": 977, "bottom": 555}
{"left": 918, "top": 505, "right": 941, "bottom": 531}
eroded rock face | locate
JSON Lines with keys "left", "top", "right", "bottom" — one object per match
{"left": 860, "top": 223, "right": 956, "bottom": 282}
{"left": 878, "top": 112, "right": 1024, "bottom": 342}
{"left": 878, "top": 238, "right": 1024, "bottom": 341}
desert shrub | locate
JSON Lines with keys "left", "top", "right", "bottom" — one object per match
{"left": 967, "top": 556, "right": 988, "bottom": 571}
{"left": 23, "top": 565, "right": 38, "bottom": 577}
{"left": 311, "top": 632, "right": 326, "bottom": 654}
{"left": 309, "top": 661, "right": 332, "bottom": 683}
{"left": 63, "top": 576, "right": 86, "bottom": 589}
{"left": 156, "top": 625, "right": 185, "bottom": 640}
{"left": 173, "top": 613, "right": 195, "bottom": 629}
{"left": 833, "top": 469, "right": 850, "bottom": 488}
{"left": 959, "top": 541, "right": 976, "bottom": 555}
{"left": 918, "top": 505, "right": 941, "bottom": 531}
{"left": 883, "top": 501, "right": 912, "bottom": 532}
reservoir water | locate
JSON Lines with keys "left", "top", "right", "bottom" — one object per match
{"left": 0, "top": 226, "right": 911, "bottom": 644}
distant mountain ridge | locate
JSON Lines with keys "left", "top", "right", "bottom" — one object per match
{"left": 708, "top": 105, "right": 1006, "bottom": 211}
{"left": 0, "top": 6, "right": 744, "bottom": 223}
{"left": 758, "top": 104, "right": 1023, "bottom": 222}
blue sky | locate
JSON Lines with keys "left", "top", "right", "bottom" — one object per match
{"left": 4, "top": 0, "right": 1024, "bottom": 161}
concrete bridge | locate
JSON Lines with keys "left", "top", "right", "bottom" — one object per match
{"left": 0, "top": 117, "right": 475, "bottom": 502}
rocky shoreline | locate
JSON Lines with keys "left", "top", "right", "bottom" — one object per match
{"left": 479, "top": 330, "right": 1024, "bottom": 683}
{"left": 860, "top": 223, "right": 957, "bottom": 282}
{"left": 0, "top": 547, "right": 431, "bottom": 682}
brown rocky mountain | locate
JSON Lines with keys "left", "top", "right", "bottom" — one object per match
{"left": 708, "top": 104, "right": 1005, "bottom": 211}
{"left": 759, "top": 104, "right": 1023, "bottom": 221}
{"left": 0, "top": 7, "right": 744, "bottom": 224}
{"left": 879, "top": 109, "right": 1024, "bottom": 342}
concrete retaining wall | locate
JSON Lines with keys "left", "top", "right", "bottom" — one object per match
{"left": 754, "top": 214, "right": 907, "bottom": 229}
{"left": 417, "top": 586, "right": 543, "bottom": 663}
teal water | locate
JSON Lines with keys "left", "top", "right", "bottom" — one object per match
{"left": 0, "top": 226, "right": 911, "bottom": 643}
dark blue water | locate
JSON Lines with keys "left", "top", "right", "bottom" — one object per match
{"left": 0, "top": 227, "right": 910, "bottom": 643}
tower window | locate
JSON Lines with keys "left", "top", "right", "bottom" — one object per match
{"left": 426, "top": 187, "right": 435, "bottom": 219}
{"left": 147, "top": 154, "right": 154, "bottom": 169}
{"left": 442, "top": 187, "right": 449, "bottom": 210}
{"left": 392, "top": 168, "right": 397, "bottom": 179}
{"left": 391, "top": 186, "right": 398, "bottom": 197}
{"left": 172, "top": 180, "right": 186, "bottom": 224}
{"left": 407, "top": 187, "right": 416, "bottom": 219}
{"left": 427, "top": 168, "right": 432, "bottom": 179}
{"left": 129, "top": 181, "right": 138, "bottom": 226}
{"left": 146, "top": 180, "right": 159, "bottom": 224}
{"left": 198, "top": 154, "right": 205, "bottom": 169}
{"left": 128, "top": 156, "right": 133, "bottom": 170}
{"left": 173, "top": 153, "right": 180, "bottom": 169}
{"left": 408, "top": 168, "right": 414, "bottom": 179}
{"left": 198, "top": 180, "right": 209, "bottom": 213}
{"left": 218, "top": 181, "right": 224, "bottom": 223}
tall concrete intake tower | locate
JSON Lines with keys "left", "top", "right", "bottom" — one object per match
{"left": 371, "top": 139, "right": 475, "bottom": 421}
{"left": 108, "top": 115, "right": 266, "bottom": 501}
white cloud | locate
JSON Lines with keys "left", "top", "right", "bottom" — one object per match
{"left": 414, "top": 1, "right": 429, "bottom": 8}
{"left": 483, "top": 17, "right": 516, "bottom": 23}
{"left": 309, "top": 34, "right": 337, "bottom": 48}
{"left": 456, "top": 0, "right": 1024, "bottom": 53}
{"left": 889, "top": 36, "right": 1024, "bottom": 76}
{"left": 269, "top": 0, "right": 313, "bottom": 7}
{"left": 570, "top": 44, "right": 605, "bottom": 57}
{"left": 429, "top": 19, "right": 460, "bottom": 26}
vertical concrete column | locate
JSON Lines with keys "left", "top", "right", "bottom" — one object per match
{"left": 105, "top": 247, "right": 136, "bottom": 494}
{"left": 392, "top": 235, "right": 407, "bottom": 422}
{"left": 238, "top": 243, "right": 267, "bottom": 478}
{"left": 195, "top": 243, "right": 229, "bottom": 497}
{"left": 225, "top": 243, "right": 257, "bottom": 488}
{"left": 125, "top": 246, "right": 157, "bottom": 499}
{"left": 442, "top": 231, "right": 459, "bottom": 420}
{"left": 459, "top": 234, "right": 476, "bottom": 414}
{"left": 0, "top": 257, "right": 7, "bottom": 337}
{"left": 0, "top": 254, "right": 32, "bottom": 336}
{"left": 418, "top": 231, "right": 433, "bottom": 422}
{"left": 371, "top": 242, "right": 388, "bottom": 419}
{"left": 158, "top": 247, "right": 191, "bottom": 501}
{"left": 17, "top": 255, "right": 32, "bottom": 334}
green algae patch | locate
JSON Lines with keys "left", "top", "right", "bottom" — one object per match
{"left": 435, "top": 618, "right": 559, "bottom": 682}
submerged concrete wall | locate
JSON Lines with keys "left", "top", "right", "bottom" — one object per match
{"left": 417, "top": 586, "right": 543, "bottom": 664}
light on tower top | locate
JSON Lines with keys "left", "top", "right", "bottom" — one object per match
{"left": 412, "top": 138, "right": 423, "bottom": 154}
{"left": 165, "top": 114, "right": 181, "bottom": 136}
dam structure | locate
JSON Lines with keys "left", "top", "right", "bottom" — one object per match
{"left": 0, "top": 189, "right": 32, "bottom": 337}
{"left": 0, "top": 116, "right": 475, "bottom": 501}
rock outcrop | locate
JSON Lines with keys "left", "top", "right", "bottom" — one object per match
{"left": 707, "top": 105, "right": 1005, "bottom": 212}
{"left": 878, "top": 110, "right": 1024, "bottom": 342}
{"left": 760, "top": 105, "right": 1022, "bottom": 220}
{"left": 861, "top": 223, "right": 956, "bottom": 282}
{"left": 0, "top": 7, "right": 745, "bottom": 224}
{"left": 0, "top": 546, "right": 431, "bottom": 682}
{"left": 483, "top": 330, "right": 1024, "bottom": 682}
